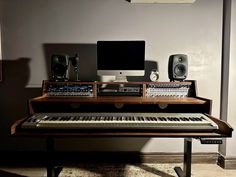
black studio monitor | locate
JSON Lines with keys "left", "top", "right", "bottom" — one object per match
{"left": 51, "top": 55, "right": 69, "bottom": 81}
{"left": 168, "top": 54, "right": 188, "bottom": 82}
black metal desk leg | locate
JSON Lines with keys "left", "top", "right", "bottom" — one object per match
{"left": 46, "top": 137, "right": 56, "bottom": 177}
{"left": 174, "top": 138, "right": 192, "bottom": 177}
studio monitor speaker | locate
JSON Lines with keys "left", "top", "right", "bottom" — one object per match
{"left": 51, "top": 55, "right": 69, "bottom": 81}
{"left": 168, "top": 54, "right": 188, "bottom": 81}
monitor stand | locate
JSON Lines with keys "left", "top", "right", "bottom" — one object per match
{"left": 114, "top": 76, "right": 128, "bottom": 82}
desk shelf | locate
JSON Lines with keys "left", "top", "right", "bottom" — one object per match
{"left": 30, "top": 95, "right": 207, "bottom": 104}
{"left": 28, "top": 95, "right": 212, "bottom": 115}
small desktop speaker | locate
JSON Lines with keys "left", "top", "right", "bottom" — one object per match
{"left": 168, "top": 54, "right": 188, "bottom": 81}
{"left": 51, "top": 55, "right": 69, "bottom": 81}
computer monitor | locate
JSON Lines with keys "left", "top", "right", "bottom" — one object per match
{"left": 97, "top": 40, "right": 145, "bottom": 82}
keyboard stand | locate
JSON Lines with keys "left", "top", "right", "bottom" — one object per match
{"left": 46, "top": 137, "right": 57, "bottom": 177}
{"left": 44, "top": 137, "right": 193, "bottom": 177}
{"left": 174, "top": 138, "right": 192, "bottom": 177}
{"left": 44, "top": 137, "right": 224, "bottom": 177}
{"left": 11, "top": 115, "right": 232, "bottom": 177}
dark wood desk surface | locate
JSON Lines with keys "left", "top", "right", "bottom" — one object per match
{"left": 28, "top": 95, "right": 212, "bottom": 115}
{"left": 29, "top": 95, "right": 209, "bottom": 104}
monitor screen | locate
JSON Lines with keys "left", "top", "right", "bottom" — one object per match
{"left": 97, "top": 40, "right": 145, "bottom": 81}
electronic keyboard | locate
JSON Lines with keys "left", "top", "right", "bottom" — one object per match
{"left": 20, "top": 112, "right": 218, "bottom": 131}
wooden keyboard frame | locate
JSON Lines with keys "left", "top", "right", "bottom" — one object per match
{"left": 10, "top": 80, "right": 233, "bottom": 177}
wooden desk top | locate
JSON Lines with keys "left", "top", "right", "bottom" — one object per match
{"left": 29, "top": 96, "right": 209, "bottom": 105}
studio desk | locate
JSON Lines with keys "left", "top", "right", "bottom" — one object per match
{"left": 10, "top": 81, "right": 233, "bottom": 177}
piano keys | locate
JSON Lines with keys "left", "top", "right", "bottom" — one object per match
{"left": 20, "top": 112, "right": 218, "bottom": 131}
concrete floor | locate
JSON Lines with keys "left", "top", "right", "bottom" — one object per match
{"left": 191, "top": 164, "right": 236, "bottom": 177}
{"left": 0, "top": 164, "right": 236, "bottom": 177}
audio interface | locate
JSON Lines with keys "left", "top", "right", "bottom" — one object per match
{"left": 97, "top": 84, "right": 142, "bottom": 96}
{"left": 146, "top": 82, "right": 191, "bottom": 97}
{"left": 42, "top": 81, "right": 95, "bottom": 97}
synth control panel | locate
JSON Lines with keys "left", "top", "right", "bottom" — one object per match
{"left": 145, "top": 82, "right": 192, "bottom": 98}
{"left": 42, "top": 81, "right": 95, "bottom": 97}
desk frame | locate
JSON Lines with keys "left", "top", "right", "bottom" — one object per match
{"left": 174, "top": 138, "right": 192, "bottom": 177}
{"left": 11, "top": 112, "right": 233, "bottom": 177}
{"left": 10, "top": 81, "right": 233, "bottom": 177}
{"left": 45, "top": 137, "right": 193, "bottom": 177}
{"left": 11, "top": 113, "right": 232, "bottom": 177}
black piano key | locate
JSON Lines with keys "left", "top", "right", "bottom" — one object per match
{"left": 50, "top": 117, "right": 59, "bottom": 121}
{"left": 180, "top": 117, "right": 189, "bottom": 121}
{"left": 189, "top": 117, "right": 197, "bottom": 121}
{"left": 167, "top": 117, "right": 174, "bottom": 121}
{"left": 158, "top": 117, "right": 167, "bottom": 121}
{"left": 44, "top": 117, "right": 50, "bottom": 121}
{"left": 72, "top": 116, "right": 80, "bottom": 121}
{"left": 173, "top": 118, "right": 180, "bottom": 121}
{"left": 152, "top": 117, "right": 158, "bottom": 121}
{"left": 200, "top": 116, "right": 206, "bottom": 120}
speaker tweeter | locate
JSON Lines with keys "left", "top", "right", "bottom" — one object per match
{"left": 168, "top": 54, "right": 188, "bottom": 82}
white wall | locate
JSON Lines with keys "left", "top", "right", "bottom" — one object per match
{"left": 226, "top": 0, "right": 236, "bottom": 157}
{"left": 0, "top": 0, "right": 224, "bottom": 153}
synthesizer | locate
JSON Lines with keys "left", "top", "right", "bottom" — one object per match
{"left": 20, "top": 113, "right": 218, "bottom": 131}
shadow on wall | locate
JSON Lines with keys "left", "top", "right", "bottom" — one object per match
{"left": 43, "top": 43, "right": 98, "bottom": 81}
{"left": 0, "top": 58, "right": 43, "bottom": 151}
{"left": 128, "top": 60, "right": 159, "bottom": 82}
{"left": 43, "top": 43, "right": 159, "bottom": 82}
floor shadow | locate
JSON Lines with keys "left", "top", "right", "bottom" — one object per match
{"left": 60, "top": 163, "right": 126, "bottom": 177}
{"left": 0, "top": 170, "right": 27, "bottom": 177}
{"left": 137, "top": 163, "right": 176, "bottom": 177}
{"left": 59, "top": 163, "right": 177, "bottom": 177}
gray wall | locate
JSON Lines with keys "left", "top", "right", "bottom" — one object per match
{"left": 0, "top": 0, "right": 232, "bottom": 154}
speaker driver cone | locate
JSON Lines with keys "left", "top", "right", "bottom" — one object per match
{"left": 174, "top": 64, "right": 186, "bottom": 76}
{"left": 53, "top": 64, "right": 67, "bottom": 77}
